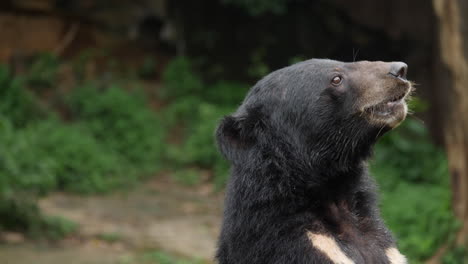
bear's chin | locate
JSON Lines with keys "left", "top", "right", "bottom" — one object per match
{"left": 364, "top": 99, "right": 408, "bottom": 129}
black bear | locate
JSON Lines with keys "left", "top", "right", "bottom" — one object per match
{"left": 215, "top": 59, "right": 412, "bottom": 264}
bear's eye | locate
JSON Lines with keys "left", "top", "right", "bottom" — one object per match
{"left": 331, "top": 76, "right": 342, "bottom": 86}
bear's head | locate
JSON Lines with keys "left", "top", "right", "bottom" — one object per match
{"left": 217, "top": 59, "right": 413, "bottom": 171}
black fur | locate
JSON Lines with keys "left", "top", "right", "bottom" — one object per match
{"left": 215, "top": 59, "right": 403, "bottom": 264}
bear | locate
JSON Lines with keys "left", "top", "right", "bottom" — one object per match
{"left": 215, "top": 59, "right": 413, "bottom": 264}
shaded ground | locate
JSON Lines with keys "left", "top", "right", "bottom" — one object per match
{"left": 0, "top": 175, "right": 224, "bottom": 264}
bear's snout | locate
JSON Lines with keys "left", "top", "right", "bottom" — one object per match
{"left": 388, "top": 62, "right": 408, "bottom": 80}
{"left": 357, "top": 61, "right": 413, "bottom": 128}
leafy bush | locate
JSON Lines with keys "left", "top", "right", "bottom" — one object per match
{"left": 443, "top": 246, "right": 468, "bottom": 264}
{"left": 97, "top": 232, "right": 123, "bottom": 243}
{"left": 138, "top": 250, "right": 203, "bottom": 264}
{"left": 380, "top": 183, "right": 456, "bottom": 261}
{"left": 167, "top": 103, "right": 231, "bottom": 167}
{"left": 161, "top": 96, "right": 203, "bottom": 128}
{"left": 0, "top": 118, "right": 130, "bottom": 195}
{"left": 374, "top": 119, "right": 448, "bottom": 185}
{"left": 0, "top": 117, "right": 129, "bottom": 235}
{"left": 160, "top": 81, "right": 247, "bottom": 131}
{"left": 161, "top": 56, "right": 203, "bottom": 100}
{"left": 160, "top": 57, "right": 242, "bottom": 186}
{"left": 25, "top": 53, "right": 60, "bottom": 88}
{"left": 39, "top": 215, "right": 79, "bottom": 240}
{"left": 165, "top": 103, "right": 233, "bottom": 186}
{"left": 0, "top": 66, "right": 46, "bottom": 127}
{"left": 0, "top": 197, "right": 43, "bottom": 232}
{"left": 0, "top": 60, "right": 165, "bottom": 236}
{"left": 68, "top": 84, "right": 165, "bottom": 174}
{"left": 203, "top": 81, "right": 249, "bottom": 105}
{"left": 172, "top": 169, "right": 202, "bottom": 186}
{"left": 0, "top": 197, "right": 77, "bottom": 239}
{"left": 31, "top": 120, "right": 131, "bottom": 193}
{"left": 0, "top": 118, "right": 57, "bottom": 195}
{"left": 161, "top": 56, "right": 249, "bottom": 105}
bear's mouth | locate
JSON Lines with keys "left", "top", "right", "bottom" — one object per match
{"left": 362, "top": 83, "right": 412, "bottom": 128}
{"left": 365, "top": 90, "right": 408, "bottom": 117}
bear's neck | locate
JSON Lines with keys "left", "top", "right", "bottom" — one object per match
{"left": 231, "top": 133, "right": 375, "bottom": 205}
{"left": 229, "top": 150, "right": 370, "bottom": 214}
{"left": 281, "top": 122, "right": 380, "bottom": 175}
{"left": 307, "top": 130, "right": 377, "bottom": 173}
{"left": 228, "top": 121, "right": 383, "bottom": 210}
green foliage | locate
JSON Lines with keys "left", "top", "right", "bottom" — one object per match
{"left": 0, "top": 116, "right": 130, "bottom": 236}
{"left": 0, "top": 198, "right": 77, "bottom": 240}
{"left": 0, "top": 117, "right": 130, "bottom": 195}
{"left": 372, "top": 118, "right": 457, "bottom": 263}
{"left": 71, "top": 49, "right": 105, "bottom": 81}
{"left": 161, "top": 96, "right": 203, "bottom": 128}
{"left": 39, "top": 215, "right": 79, "bottom": 240}
{"left": 68, "top": 84, "right": 164, "bottom": 174}
{"left": 0, "top": 197, "right": 43, "bottom": 232}
{"left": 161, "top": 56, "right": 249, "bottom": 104}
{"left": 443, "top": 246, "right": 468, "bottom": 264}
{"left": 160, "top": 57, "right": 242, "bottom": 186}
{"left": 31, "top": 120, "right": 130, "bottom": 193}
{"left": 407, "top": 96, "right": 430, "bottom": 113}
{"left": 221, "top": 0, "right": 290, "bottom": 15}
{"left": 0, "top": 66, "right": 46, "bottom": 127}
{"left": 163, "top": 100, "right": 232, "bottom": 186}
{"left": 0, "top": 118, "right": 57, "bottom": 196}
{"left": 374, "top": 119, "right": 449, "bottom": 185}
{"left": 203, "top": 81, "right": 249, "bottom": 105}
{"left": 0, "top": 57, "right": 165, "bottom": 236}
{"left": 380, "top": 183, "right": 456, "bottom": 261}
{"left": 165, "top": 102, "right": 232, "bottom": 186}
{"left": 161, "top": 56, "right": 203, "bottom": 100}
{"left": 138, "top": 250, "right": 203, "bottom": 264}
{"left": 167, "top": 103, "right": 231, "bottom": 167}
{"left": 172, "top": 169, "right": 202, "bottom": 186}
{"left": 25, "top": 53, "right": 60, "bottom": 88}
{"left": 97, "top": 232, "right": 123, "bottom": 243}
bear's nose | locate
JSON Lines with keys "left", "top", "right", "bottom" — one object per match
{"left": 389, "top": 62, "right": 408, "bottom": 80}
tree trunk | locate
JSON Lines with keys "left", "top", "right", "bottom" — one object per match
{"left": 433, "top": 0, "right": 468, "bottom": 246}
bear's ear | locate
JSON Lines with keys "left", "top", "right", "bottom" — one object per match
{"left": 216, "top": 107, "right": 265, "bottom": 163}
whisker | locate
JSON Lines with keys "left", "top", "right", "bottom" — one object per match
{"left": 410, "top": 115, "right": 425, "bottom": 124}
{"left": 375, "top": 124, "right": 386, "bottom": 140}
{"left": 352, "top": 48, "right": 360, "bottom": 62}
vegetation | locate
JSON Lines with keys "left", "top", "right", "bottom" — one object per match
{"left": 160, "top": 57, "right": 248, "bottom": 187}
{"left": 443, "top": 246, "right": 468, "bottom": 264}
{"left": 0, "top": 57, "right": 165, "bottom": 237}
{"left": 67, "top": 83, "right": 165, "bottom": 175}
{"left": 139, "top": 251, "right": 203, "bottom": 264}
{"left": 120, "top": 250, "right": 204, "bottom": 264}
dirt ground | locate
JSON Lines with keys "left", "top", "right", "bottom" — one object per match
{"left": 0, "top": 175, "right": 224, "bottom": 264}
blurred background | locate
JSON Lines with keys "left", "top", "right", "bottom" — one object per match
{"left": 0, "top": 0, "right": 467, "bottom": 263}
